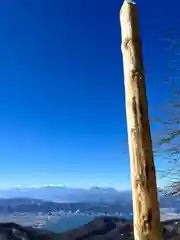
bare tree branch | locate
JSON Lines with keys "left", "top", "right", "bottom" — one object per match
{"left": 153, "top": 35, "right": 180, "bottom": 195}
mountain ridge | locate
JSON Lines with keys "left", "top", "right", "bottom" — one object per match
{"left": 0, "top": 217, "right": 179, "bottom": 239}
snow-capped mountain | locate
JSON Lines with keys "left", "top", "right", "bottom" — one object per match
{"left": 0, "top": 186, "right": 132, "bottom": 203}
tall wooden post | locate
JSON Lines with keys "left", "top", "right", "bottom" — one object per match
{"left": 120, "top": 1, "right": 163, "bottom": 239}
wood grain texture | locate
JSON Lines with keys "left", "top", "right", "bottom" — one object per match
{"left": 120, "top": 1, "right": 163, "bottom": 239}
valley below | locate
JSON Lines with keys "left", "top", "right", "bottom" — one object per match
{"left": 0, "top": 187, "right": 179, "bottom": 238}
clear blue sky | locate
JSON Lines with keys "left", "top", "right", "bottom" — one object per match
{"left": 0, "top": 0, "right": 178, "bottom": 190}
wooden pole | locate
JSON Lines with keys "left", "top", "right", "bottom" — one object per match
{"left": 120, "top": 1, "right": 163, "bottom": 239}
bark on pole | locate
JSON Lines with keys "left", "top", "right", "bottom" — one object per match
{"left": 120, "top": 1, "right": 163, "bottom": 240}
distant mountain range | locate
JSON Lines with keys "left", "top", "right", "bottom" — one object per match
{"left": 0, "top": 186, "right": 179, "bottom": 207}
{"left": 0, "top": 186, "right": 179, "bottom": 216}
{"left": 0, "top": 186, "right": 132, "bottom": 203}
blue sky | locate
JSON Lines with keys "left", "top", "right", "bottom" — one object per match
{"left": 0, "top": 0, "right": 179, "bottom": 190}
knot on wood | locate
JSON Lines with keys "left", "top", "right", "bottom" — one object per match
{"left": 131, "top": 70, "right": 143, "bottom": 83}
{"left": 123, "top": 38, "right": 132, "bottom": 49}
{"left": 132, "top": 96, "right": 137, "bottom": 118}
{"left": 123, "top": 37, "right": 139, "bottom": 50}
{"left": 142, "top": 209, "right": 152, "bottom": 234}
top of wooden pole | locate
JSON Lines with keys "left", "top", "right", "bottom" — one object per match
{"left": 123, "top": 0, "right": 136, "bottom": 5}
{"left": 120, "top": 0, "right": 139, "bottom": 48}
